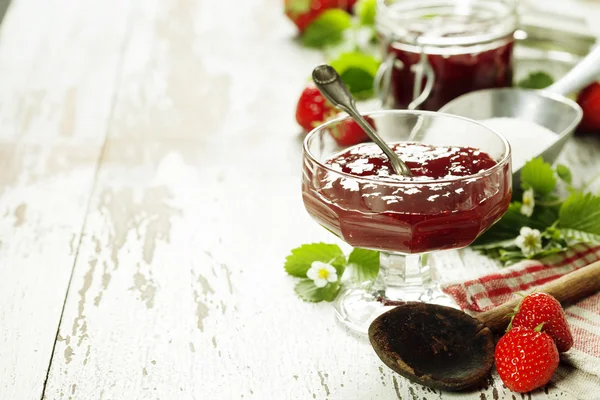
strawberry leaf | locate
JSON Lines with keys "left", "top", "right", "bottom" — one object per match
{"left": 330, "top": 51, "right": 380, "bottom": 98}
{"left": 517, "top": 71, "right": 554, "bottom": 90}
{"left": 558, "top": 192, "right": 600, "bottom": 235}
{"left": 302, "top": 9, "right": 352, "bottom": 48}
{"left": 345, "top": 248, "right": 379, "bottom": 283}
{"left": 285, "top": 0, "right": 312, "bottom": 15}
{"left": 295, "top": 279, "right": 341, "bottom": 302}
{"left": 556, "top": 164, "right": 572, "bottom": 184}
{"left": 520, "top": 157, "right": 556, "bottom": 196}
{"left": 356, "top": 0, "right": 377, "bottom": 26}
{"left": 284, "top": 243, "right": 346, "bottom": 278}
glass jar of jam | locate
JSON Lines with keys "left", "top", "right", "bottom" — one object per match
{"left": 376, "top": 0, "right": 518, "bottom": 111}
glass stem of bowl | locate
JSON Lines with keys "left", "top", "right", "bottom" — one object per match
{"left": 375, "top": 253, "right": 434, "bottom": 303}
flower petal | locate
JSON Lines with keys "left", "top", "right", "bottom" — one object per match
{"left": 520, "top": 204, "right": 533, "bottom": 217}
{"left": 306, "top": 267, "right": 318, "bottom": 280}
{"left": 314, "top": 278, "right": 328, "bottom": 288}
{"left": 327, "top": 272, "right": 338, "bottom": 282}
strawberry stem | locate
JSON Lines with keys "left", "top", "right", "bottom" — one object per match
{"left": 534, "top": 322, "right": 545, "bottom": 332}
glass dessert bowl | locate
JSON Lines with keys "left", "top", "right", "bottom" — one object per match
{"left": 302, "top": 110, "right": 512, "bottom": 334}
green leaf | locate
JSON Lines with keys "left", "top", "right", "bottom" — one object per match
{"left": 498, "top": 249, "right": 527, "bottom": 265}
{"left": 533, "top": 241, "right": 568, "bottom": 259}
{"left": 294, "top": 279, "right": 341, "bottom": 302}
{"left": 520, "top": 157, "right": 557, "bottom": 196}
{"left": 285, "top": 0, "right": 312, "bottom": 15}
{"left": 302, "top": 9, "right": 352, "bottom": 48}
{"left": 559, "top": 228, "right": 600, "bottom": 244}
{"left": 284, "top": 243, "right": 346, "bottom": 278}
{"left": 532, "top": 204, "right": 560, "bottom": 227}
{"left": 558, "top": 192, "right": 600, "bottom": 234}
{"left": 556, "top": 164, "right": 572, "bottom": 184}
{"left": 474, "top": 203, "right": 544, "bottom": 245}
{"left": 517, "top": 71, "right": 554, "bottom": 90}
{"left": 356, "top": 0, "right": 377, "bottom": 26}
{"left": 346, "top": 248, "right": 380, "bottom": 283}
{"left": 329, "top": 52, "right": 380, "bottom": 98}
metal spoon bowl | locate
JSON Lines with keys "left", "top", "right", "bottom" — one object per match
{"left": 440, "top": 45, "right": 600, "bottom": 185}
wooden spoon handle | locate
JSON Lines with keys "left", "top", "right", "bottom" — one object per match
{"left": 476, "top": 260, "right": 600, "bottom": 333}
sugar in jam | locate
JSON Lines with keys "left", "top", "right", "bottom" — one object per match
{"left": 302, "top": 142, "right": 511, "bottom": 254}
{"left": 326, "top": 142, "right": 498, "bottom": 180}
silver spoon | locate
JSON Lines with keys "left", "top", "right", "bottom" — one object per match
{"left": 312, "top": 65, "right": 412, "bottom": 176}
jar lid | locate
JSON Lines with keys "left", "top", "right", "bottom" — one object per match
{"left": 377, "top": 0, "right": 518, "bottom": 47}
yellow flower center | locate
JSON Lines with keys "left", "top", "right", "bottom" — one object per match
{"left": 318, "top": 268, "right": 330, "bottom": 279}
{"left": 523, "top": 196, "right": 531, "bottom": 206}
{"left": 524, "top": 235, "right": 538, "bottom": 248}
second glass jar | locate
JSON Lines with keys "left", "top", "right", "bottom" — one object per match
{"left": 376, "top": 0, "right": 518, "bottom": 111}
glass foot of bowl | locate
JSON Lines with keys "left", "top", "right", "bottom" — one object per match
{"left": 334, "top": 281, "right": 458, "bottom": 336}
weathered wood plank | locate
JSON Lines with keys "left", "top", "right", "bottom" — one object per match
{"left": 0, "top": 0, "right": 133, "bottom": 399}
{"left": 43, "top": 0, "right": 588, "bottom": 399}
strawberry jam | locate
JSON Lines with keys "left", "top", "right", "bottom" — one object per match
{"left": 327, "top": 143, "right": 497, "bottom": 180}
{"left": 302, "top": 142, "right": 511, "bottom": 253}
{"left": 388, "top": 41, "right": 514, "bottom": 111}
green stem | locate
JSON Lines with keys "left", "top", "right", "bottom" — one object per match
{"left": 536, "top": 199, "right": 564, "bottom": 207}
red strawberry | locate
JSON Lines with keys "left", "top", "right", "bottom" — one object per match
{"left": 577, "top": 82, "right": 600, "bottom": 133}
{"left": 495, "top": 326, "right": 559, "bottom": 393}
{"left": 346, "top": 0, "right": 358, "bottom": 12}
{"left": 329, "top": 116, "right": 373, "bottom": 146}
{"left": 295, "top": 83, "right": 337, "bottom": 132}
{"left": 285, "top": 0, "right": 348, "bottom": 33}
{"left": 510, "top": 292, "right": 573, "bottom": 352}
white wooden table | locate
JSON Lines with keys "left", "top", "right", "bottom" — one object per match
{"left": 1, "top": 0, "right": 599, "bottom": 399}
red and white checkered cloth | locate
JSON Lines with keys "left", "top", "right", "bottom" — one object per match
{"left": 441, "top": 244, "right": 600, "bottom": 399}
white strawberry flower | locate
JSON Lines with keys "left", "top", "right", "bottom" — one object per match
{"left": 306, "top": 261, "right": 338, "bottom": 288}
{"left": 520, "top": 188, "right": 535, "bottom": 217}
{"left": 515, "top": 226, "right": 542, "bottom": 257}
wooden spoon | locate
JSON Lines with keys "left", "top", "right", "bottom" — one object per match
{"left": 368, "top": 260, "right": 600, "bottom": 391}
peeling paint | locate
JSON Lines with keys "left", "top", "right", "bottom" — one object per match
{"left": 64, "top": 346, "right": 73, "bottom": 364}
{"left": 61, "top": 87, "right": 77, "bottom": 137}
{"left": 94, "top": 261, "right": 111, "bottom": 306}
{"left": 392, "top": 376, "right": 401, "bottom": 399}
{"left": 14, "top": 203, "right": 26, "bottom": 227}
{"left": 317, "top": 371, "right": 330, "bottom": 397}
{"left": 131, "top": 269, "right": 156, "bottom": 309}
{"left": 408, "top": 386, "right": 418, "bottom": 400}
{"left": 69, "top": 233, "right": 78, "bottom": 255}
{"left": 221, "top": 263, "right": 233, "bottom": 294}
{"left": 99, "top": 186, "right": 180, "bottom": 270}
{"left": 72, "top": 252, "right": 98, "bottom": 344}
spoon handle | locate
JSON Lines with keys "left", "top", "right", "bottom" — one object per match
{"left": 547, "top": 45, "right": 600, "bottom": 96}
{"left": 312, "top": 65, "right": 412, "bottom": 176}
{"left": 476, "top": 260, "right": 600, "bottom": 333}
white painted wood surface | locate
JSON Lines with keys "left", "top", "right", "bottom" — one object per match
{"left": 0, "top": 0, "right": 597, "bottom": 399}
{"left": 0, "top": 0, "right": 133, "bottom": 399}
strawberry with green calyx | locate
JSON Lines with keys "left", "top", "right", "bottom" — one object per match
{"left": 494, "top": 324, "right": 559, "bottom": 393}
{"left": 508, "top": 292, "right": 573, "bottom": 352}
{"left": 295, "top": 83, "right": 337, "bottom": 132}
{"left": 284, "top": 0, "right": 348, "bottom": 33}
